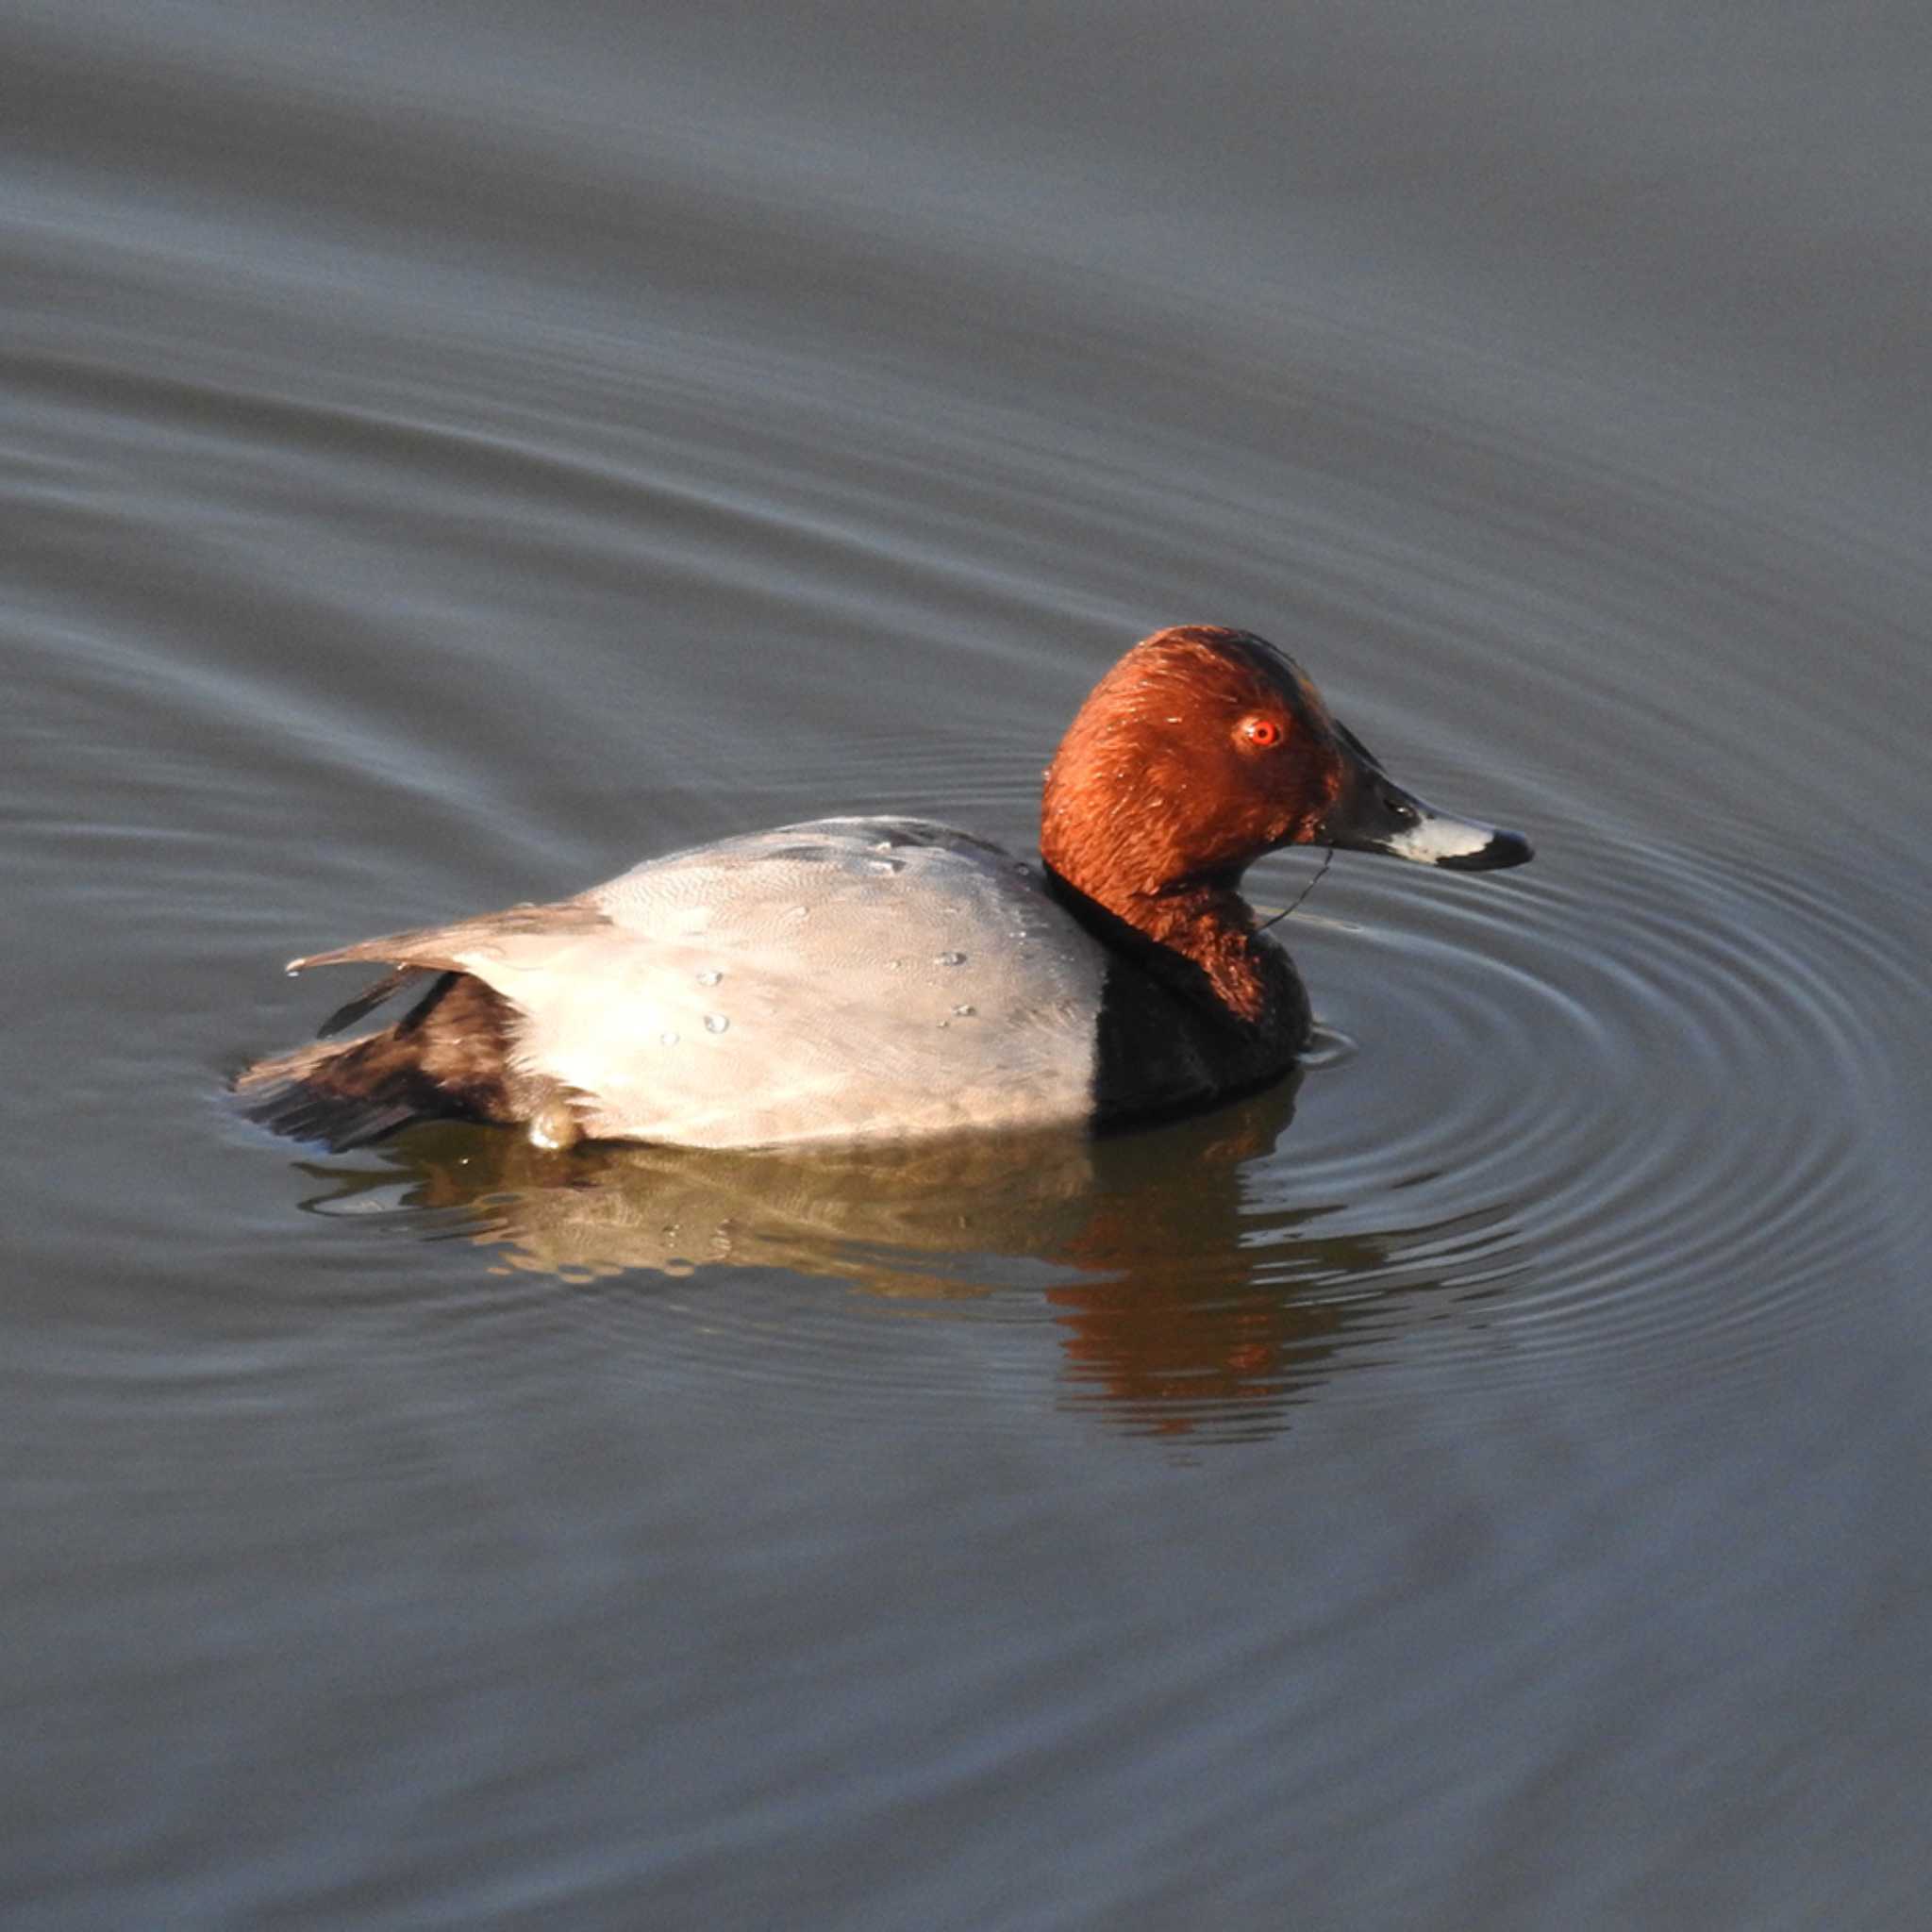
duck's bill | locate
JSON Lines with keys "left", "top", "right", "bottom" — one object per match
{"left": 1317, "top": 729, "right": 1533, "bottom": 872}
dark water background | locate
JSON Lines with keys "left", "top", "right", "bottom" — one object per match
{"left": 7, "top": 2, "right": 1930, "bottom": 1925}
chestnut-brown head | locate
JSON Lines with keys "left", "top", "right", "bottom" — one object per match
{"left": 1041, "top": 624, "right": 1532, "bottom": 914}
{"left": 1040, "top": 625, "right": 1348, "bottom": 902}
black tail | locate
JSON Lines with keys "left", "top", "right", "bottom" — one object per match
{"left": 233, "top": 972, "right": 525, "bottom": 1151}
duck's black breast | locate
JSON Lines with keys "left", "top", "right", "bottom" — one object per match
{"left": 1088, "top": 939, "right": 1309, "bottom": 1132}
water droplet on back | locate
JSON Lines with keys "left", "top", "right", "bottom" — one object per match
{"left": 695, "top": 968, "right": 723, "bottom": 986}
{"left": 935, "top": 950, "right": 967, "bottom": 967}
{"left": 704, "top": 1012, "right": 729, "bottom": 1034}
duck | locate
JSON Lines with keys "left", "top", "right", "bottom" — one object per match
{"left": 235, "top": 625, "right": 1531, "bottom": 1152}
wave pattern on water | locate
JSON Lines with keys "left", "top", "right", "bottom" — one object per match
{"left": 8, "top": 0, "right": 1932, "bottom": 1921}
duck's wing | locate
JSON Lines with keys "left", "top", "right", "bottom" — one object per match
{"left": 287, "top": 897, "right": 613, "bottom": 981}
{"left": 288, "top": 898, "right": 619, "bottom": 1045}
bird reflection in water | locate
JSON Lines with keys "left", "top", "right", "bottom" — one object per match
{"left": 291, "top": 1075, "right": 1522, "bottom": 1442}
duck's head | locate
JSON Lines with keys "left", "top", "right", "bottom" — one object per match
{"left": 1041, "top": 625, "right": 1531, "bottom": 908}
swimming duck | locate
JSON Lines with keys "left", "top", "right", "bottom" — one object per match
{"left": 236, "top": 625, "right": 1530, "bottom": 1150}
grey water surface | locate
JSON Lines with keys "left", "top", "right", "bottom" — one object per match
{"left": 7, "top": 2, "right": 1932, "bottom": 1926}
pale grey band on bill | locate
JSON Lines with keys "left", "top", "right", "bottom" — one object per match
{"left": 1384, "top": 811, "right": 1507, "bottom": 864}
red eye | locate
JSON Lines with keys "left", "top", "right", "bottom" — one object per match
{"left": 1240, "top": 715, "right": 1286, "bottom": 749}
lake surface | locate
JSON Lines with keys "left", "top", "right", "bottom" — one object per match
{"left": 7, "top": 1, "right": 1931, "bottom": 1925}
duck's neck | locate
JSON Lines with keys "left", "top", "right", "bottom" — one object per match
{"left": 1041, "top": 863, "right": 1299, "bottom": 1037}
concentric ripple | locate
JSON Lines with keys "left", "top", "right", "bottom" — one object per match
{"left": 1259, "top": 802, "right": 1930, "bottom": 1400}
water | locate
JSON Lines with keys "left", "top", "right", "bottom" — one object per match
{"left": 7, "top": 1, "right": 1931, "bottom": 1925}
